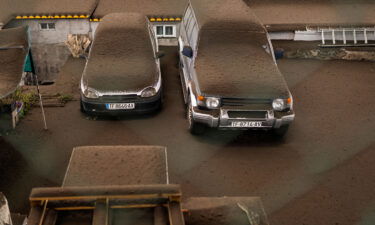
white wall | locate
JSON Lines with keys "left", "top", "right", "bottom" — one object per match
{"left": 7, "top": 19, "right": 91, "bottom": 44}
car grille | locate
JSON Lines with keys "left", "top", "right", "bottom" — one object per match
{"left": 100, "top": 95, "right": 138, "bottom": 102}
{"left": 221, "top": 98, "right": 272, "bottom": 106}
{"left": 227, "top": 111, "right": 268, "bottom": 119}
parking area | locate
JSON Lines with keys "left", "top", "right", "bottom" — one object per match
{"left": 1, "top": 47, "right": 375, "bottom": 225}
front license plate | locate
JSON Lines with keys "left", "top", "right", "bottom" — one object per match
{"left": 231, "top": 121, "right": 263, "bottom": 128}
{"left": 106, "top": 103, "right": 135, "bottom": 110}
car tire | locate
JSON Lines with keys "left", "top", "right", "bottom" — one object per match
{"left": 187, "top": 102, "right": 205, "bottom": 135}
{"left": 273, "top": 125, "right": 289, "bottom": 138}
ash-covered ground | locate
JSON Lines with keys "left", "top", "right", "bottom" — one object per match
{"left": 1, "top": 47, "right": 375, "bottom": 225}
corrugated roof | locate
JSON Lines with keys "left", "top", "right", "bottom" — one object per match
{"left": 190, "top": 0, "right": 264, "bottom": 32}
{"left": 246, "top": 0, "right": 375, "bottom": 31}
{"left": 0, "top": 0, "right": 98, "bottom": 25}
{"left": 93, "top": 0, "right": 187, "bottom": 18}
{"left": 0, "top": 26, "right": 29, "bottom": 99}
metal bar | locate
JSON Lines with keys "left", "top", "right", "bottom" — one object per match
{"left": 332, "top": 29, "right": 336, "bottom": 44}
{"left": 168, "top": 202, "right": 185, "bottom": 225}
{"left": 34, "top": 74, "right": 48, "bottom": 130}
{"left": 321, "top": 30, "right": 325, "bottom": 45}
{"left": 154, "top": 206, "right": 168, "bottom": 225}
{"left": 38, "top": 200, "right": 48, "bottom": 225}
{"left": 111, "top": 204, "right": 158, "bottom": 209}
{"left": 30, "top": 193, "right": 181, "bottom": 202}
{"left": 353, "top": 29, "right": 357, "bottom": 44}
{"left": 54, "top": 204, "right": 160, "bottom": 211}
{"left": 55, "top": 206, "right": 95, "bottom": 211}
{"left": 93, "top": 201, "right": 107, "bottom": 225}
{"left": 364, "top": 28, "right": 368, "bottom": 44}
{"left": 319, "top": 43, "right": 375, "bottom": 48}
{"left": 105, "top": 198, "right": 109, "bottom": 225}
{"left": 343, "top": 29, "right": 346, "bottom": 44}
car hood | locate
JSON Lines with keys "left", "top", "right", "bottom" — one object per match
{"left": 84, "top": 56, "right": 158, "bottom": 93}
{"left": 195, "top": 31, "right": 290, "bottom": 99}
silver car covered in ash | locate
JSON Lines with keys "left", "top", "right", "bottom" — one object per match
{"left": 80, "top": 13, "right": 164, "bottom": 115}
{"left": 178, "top": 0, "right": 295, "bottom": 136}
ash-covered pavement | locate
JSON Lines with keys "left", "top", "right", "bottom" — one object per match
{"left": 1, "top": 47, "right": 375, "bottom": 225}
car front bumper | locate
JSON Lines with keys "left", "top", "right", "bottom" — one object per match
{"left": 191, "top": 106, "right": 295, "bottom": 129}
{"left": 81, "top": 91, "right": 161, "bottom": 115}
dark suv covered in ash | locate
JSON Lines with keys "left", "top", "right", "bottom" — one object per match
{"left": 80, "top": 13, "right": 164, "bottom": 115}
{"left": 178, "top": 0, "right": 295, "bottom": 136}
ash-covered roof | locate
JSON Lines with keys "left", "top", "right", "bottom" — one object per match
{"left": 0, "top": 0, "right": 98, "bottom": 25}
{"left": 0, "top": 26, "right": 29, "bottom": 99}
{"left": 246, "top": 0, "right": 375, "bottom": 31}
{"left": 63, "top": 145, "right": 168, "bottom": 186}
{"left": 93, "top": 0, "right": 187, "bottom": 18}
{"left": 190, "top": 0, "right": 264, "bottom": 32}
{"left": 83, "top": 13, "right": 158, "bottom": 92}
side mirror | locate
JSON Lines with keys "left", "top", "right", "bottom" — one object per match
{"left": 156, "top": 51, "right": 165, "bottom": 59}
{"left": 182, "top": 46, "right": 193, "bottom": 58}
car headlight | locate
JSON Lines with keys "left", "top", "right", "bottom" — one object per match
{"left": 273, "top": 97, "right": 292, "bottom": 111}
{"left": 206, "top": 97, "right": 220, "bottom": 109}
{"left": 83, "top": 87, "right": 99, "bottom": 99}
{"left": 141, "top": 87, "right": 157, "bottom": 98}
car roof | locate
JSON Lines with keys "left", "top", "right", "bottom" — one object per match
{"left": 189, "top": 0, "right": 265, "bottom": 32}
{"left": 83, "top": 13, "right": 158, "bottom": 92}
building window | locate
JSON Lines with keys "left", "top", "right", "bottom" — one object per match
{"left": 154, "top": 25, "right": 176, "bottom": 38}
{"left": 39, "top": 23, "right": 56, "bottom": 31}
{"left": 165, "top": 26, "right": 174, "bottom": 36}
{"left": 156, "top": 26, "right": 164, "bottom": 36}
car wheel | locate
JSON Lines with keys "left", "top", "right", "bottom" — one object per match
{"left": 273, "top": 125, "right": 289, "bottom": 138}
{"left": 187, "top": 102, "right": 205, "bottom": 135}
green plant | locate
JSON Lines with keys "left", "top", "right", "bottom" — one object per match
{"left": 0, "top": 89, "right": 38, "bottom": 114}
{"left": 57, "top": 94, "right": 73, "bottom": 104}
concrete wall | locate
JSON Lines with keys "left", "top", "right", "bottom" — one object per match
{"left": 6, "top": 19, "right": 93, "bottom": 81}
{"left": 152, "top": 22, "right": 180, "bottom": 46}
{"left": 7, "top": 19, "right": 92, "bottom": 44}
{"left": 31, "top": 44, "right": 71, "bottom": 81}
